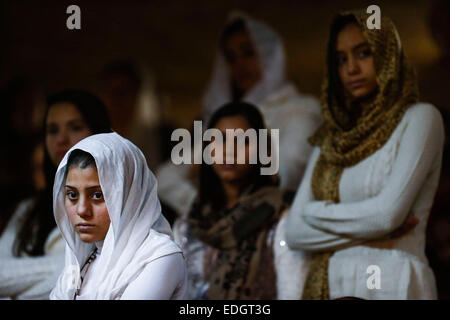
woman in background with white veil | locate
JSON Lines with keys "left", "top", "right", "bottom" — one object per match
{"left": 157, "top": 11, "right": 322, "bottom": 217}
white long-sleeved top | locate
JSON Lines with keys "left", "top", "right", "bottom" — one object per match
{"left": 75, "top": 242, "right": 186, "bottom": 300}
{"left": 0, "top": 199, "right": 65, "bottom": 299}
{"left": 156, "top": 83, "right": 322, "bottom": 215}
{"left": 279, "top": 103, "right": 444, "bottom": 299}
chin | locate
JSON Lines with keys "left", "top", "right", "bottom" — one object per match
{"left": 349, "top": 84, "right": 378, "bottom": 100}
{"left": 350, "top": 88, "right": 371, "bottom": 99}
{"left": 78, "top": 234, "right": 97, "bottom": 243}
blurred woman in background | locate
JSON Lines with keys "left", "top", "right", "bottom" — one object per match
{"left": 0, "top": 90, "right": 111, "bottom": 299}
{"left": 173, "top": 102, "right": 291, "bottom": 299}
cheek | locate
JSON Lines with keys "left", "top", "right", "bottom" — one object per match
{"left": 247, "top": 57, "right": 261, "bottom": 74}
{"left": 248, "top": 143, "right": 258, "bottom": 159}
{"left": 211, "top": 164, "right": 222, "bottom": 176}
{"left": 338, "top": 66, "right": 347, "bottom": 83}
{"left": 241, "top": 145, "right": 251, "bottom": 163}
{"left": 363, "top": 57, "right": 377, "bottom": 84}
{"left": 64, "top": 201, "right": 77, "bottom": 225}
{"left": 45, "top": 137, "right": 56, "bottom": 157}
{"left": 237, "top": 146, "right": 253, "bottom": 172}
{"left": 95, "top": 204, "right": 111, "bottom": 229}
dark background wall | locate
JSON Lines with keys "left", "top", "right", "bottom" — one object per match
{"left": 0, "top": 0, "right": 442, "bottom": 128}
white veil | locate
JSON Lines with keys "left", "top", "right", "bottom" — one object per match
{"left": 202, "top": 11, "right": 287, "bottom": 121}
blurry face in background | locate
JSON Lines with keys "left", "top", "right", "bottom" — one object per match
{"left": 45, "top": 103, "right": 92, "bottom": 166}
{"left": 224, "top": 30, "right": 263, "bottom": 95}
{"left": 336, "top": 23, "right": 378, "bottom": 99}
{"left": 212, "top": 115, "right": 256, "bottom": 184}
{"left": 65, "top": 166, "right": 110, "bottom": 243}
{"left": 100, "top": 74, "right": 138, "bottom": 134}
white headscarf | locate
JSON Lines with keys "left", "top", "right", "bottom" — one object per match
{"left": 50, "top": 132, "right": 182, "bottom": 300}
{"left": 202, "top": 11, "right": 286, "bottom": 121}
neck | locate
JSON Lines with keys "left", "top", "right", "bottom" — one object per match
{"left": 232, "top": 81, "right": 245, "bottom": 101}
{"left": 222, "top": 180, "right": 243, "bottom": 209}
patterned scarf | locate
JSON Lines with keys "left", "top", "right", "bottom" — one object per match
{"left": 188, "top": 184, "right": 288, "bottom": 299}
{"left": 301, "top": 10, "right": 419, "bottom": 300}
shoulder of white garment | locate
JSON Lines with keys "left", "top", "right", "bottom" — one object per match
{"left": 43, "top": 228, "right": 65, "bottom": 255}
{"left": 403, "top": 102, "right": 443, "bottom": 124}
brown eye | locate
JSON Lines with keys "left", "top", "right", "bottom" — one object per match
{"left": 70, "top": 125, "right": 83, "bottom": 132}
{"left": 92, "top": 192, "right": 103, "bottom": 201}
{"left": 358, "top": 48, "right": 372, "bottom": 58}
{"left": 66, "top": 191, "right": 77, "bottom": 200}
{"left": 46, "top": 124, "right": 59, "bottom": 135}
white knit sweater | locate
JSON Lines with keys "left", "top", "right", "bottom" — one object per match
{"left": 0, "top": 199, "right": 65, "bottom": 299}
{"left": 277, "top": 103, "right": 443, "bottom": 299}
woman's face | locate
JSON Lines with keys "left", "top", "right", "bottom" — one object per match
{"left": 65, "top": 165, "right": 110, "bottom": 243}
{"left": 336, "top": 23, "right": 378, "bottom": 99}
{"left": 212, "top": 115, "right": 256, "bottom": 184}
{"left": 224, "top": 30, "right": 263, "bottom": 95}
{"left": 45, "top": 103, "right": 93, "bottom": 166}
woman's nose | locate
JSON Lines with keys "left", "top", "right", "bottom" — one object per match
{"left": 347, "top": 56, "right": 360, "bottom": 75}
{"left": 224, "top": 141, "right": 237, "bottom": 163}
{"left": 77, "top": 198, "right": 91, "bottom": 218}
{"left": 56, "top": 129, "right": 69, "bottom": 145}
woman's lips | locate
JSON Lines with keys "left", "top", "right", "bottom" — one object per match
{"left": 347, "top": 79, "right": 366, "bottom": 89}
{"left": 76, "top": 223, "right": 95, "bottom": 232}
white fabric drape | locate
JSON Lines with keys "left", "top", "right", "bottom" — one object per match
{"left": 0, "top": 199, "right": 65, "bottom": 300}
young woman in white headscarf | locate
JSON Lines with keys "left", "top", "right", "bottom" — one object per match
{"left": 156, "top": 11, "right": 322, "bottom": 217}
{"left": 50, "top": 133, "right": 186, "bottom": 300}
{"left": 281, "top": 10, "right": 443, "bottom": 300}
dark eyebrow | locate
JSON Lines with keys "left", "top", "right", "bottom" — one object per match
{"left": 64, "top": 185, "right": 101, "bottom": 190}
{"left": 352, "top": 42, "right": 370, "bottom": 51}
{"left": 336, "top": 42, "right": 370, "bottom": 54}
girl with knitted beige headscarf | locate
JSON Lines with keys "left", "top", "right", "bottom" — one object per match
{"left": 278, "top": 10, "right": 444, "bottom": 299}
